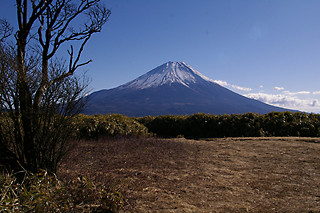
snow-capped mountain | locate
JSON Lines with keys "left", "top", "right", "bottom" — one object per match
{"left": 119, "top": 61, "right": 214, "bottom": 89}
{"left": 84, "top": 62, "right": 292, "bottom": 116}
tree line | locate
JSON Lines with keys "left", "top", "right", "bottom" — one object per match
{"left": 137, "top": 112, "right": 320, "bottom": 138}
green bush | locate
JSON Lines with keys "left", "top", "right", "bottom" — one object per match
{"left": 137, "top": 112, "right": 320, "bottom": 138}
{"left": 0, "top": 171, "right": 124, "bottom": 212}
{"left": 73, "top": 114, "right": 149, "bottom": 140}
{"left": 141, "top": 115, "right": 186, "bottom": 138}
{"left": 2, "top": 112, "right": 320, "bottom": 141}
{"left": 184, "top": 113, "right": 216, "bottom": 138}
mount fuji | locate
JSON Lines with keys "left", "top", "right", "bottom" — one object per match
{"left": 83, "top": 62, "right": 292, "bottom": 116}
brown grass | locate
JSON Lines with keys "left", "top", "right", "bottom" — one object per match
{"left": 58, "top": 137, "right": 320, "bottom": 212}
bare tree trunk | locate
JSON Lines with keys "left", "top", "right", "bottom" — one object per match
{"left": 0, "top": 0, "right": 110, "bottom": 173}
{"left": 16, "top": 29, "right": 35, "bottom": 170}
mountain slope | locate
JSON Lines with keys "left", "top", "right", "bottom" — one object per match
{"left": 84, "top": 62, "right": 292, "bottom": 116}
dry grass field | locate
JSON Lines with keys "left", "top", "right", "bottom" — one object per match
{"left": 58, "top": 137, "right": 320, "bottom": 212}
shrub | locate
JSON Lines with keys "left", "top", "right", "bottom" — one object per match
{"left": 184, "top": 113, "right": 217, "bottom": 138}
{"left": 73, "top": 114, "right": 149, "bottom": 140}
{"left": 137, "top": 112, "right": 320, "bottom": 138}
{"left": 142, "top": 115, "right": 186, "bottom": 138}
{"left": 0, "top": 171, "right": 124, "bottom": 212}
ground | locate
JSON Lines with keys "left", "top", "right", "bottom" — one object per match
{"left": 58, "top": 137, "right": 320, "bottom": 212}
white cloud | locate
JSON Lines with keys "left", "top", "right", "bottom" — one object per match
{"left": 231, "top": 85, "right": 252, "bottom": 92}
{"left": 213, "top": 80, "right": 228, "bottom": 87}
{"left": 213, "top": 80, "right": 320, "bottom": 113}
{"left": 274, "top": 86, "right": 284, "bottom": 91}
{"left": 313, "top": 91, "right": 320, "bottom": 95}
{"left": 213, "top": 80, "right": 252, "bottom": 92}
{"left": 283, "top": 91, "right": 311, "bottom": 96}
{"left": 245, "top": 92, "right": 320, "bottom": 113}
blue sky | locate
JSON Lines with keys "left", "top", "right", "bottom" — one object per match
{"left": 1, "top": 0, "right": 320, "bottom": 113}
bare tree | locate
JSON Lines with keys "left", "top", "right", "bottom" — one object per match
{"left": 0, "top": 0, "right": 110, "bottom": 173}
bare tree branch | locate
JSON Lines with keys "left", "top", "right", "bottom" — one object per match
{"left": 33, "top": 0, "right": 110, "bottom": 110}
{"left": 1, "top": 0, "right": 110, "bottom": 173}
{"left": 0, "top": 19, "right": 13, "bottom": 42}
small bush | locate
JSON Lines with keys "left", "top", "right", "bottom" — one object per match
{"left": 0, "top": 170, "right": 124, "bottom": 212}
{"left": 73, "top": 114, "right": 149, "bottom": 140}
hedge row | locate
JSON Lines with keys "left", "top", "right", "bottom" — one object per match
{"left": 2, "top": 112, "right": 320, "bottom": 140}
{"left": 73, "top": 114, "right": 149, "bottom": 139}
{"left": 136, "top": 112, "right": 320, "bottom": 138}
{"left": 0, "top": 113, "right": 149, "bottom": 142}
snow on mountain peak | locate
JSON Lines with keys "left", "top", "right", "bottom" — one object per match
{"left": 120, "top": 61, "right": 215, "bottom": 90}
